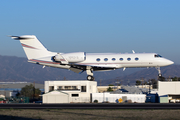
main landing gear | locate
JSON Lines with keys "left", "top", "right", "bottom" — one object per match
{"left": 86, "top": 66, "right": 95, "bottom": 81}
{"left": 87, "top": 75, "right": 95, "bottom": 81}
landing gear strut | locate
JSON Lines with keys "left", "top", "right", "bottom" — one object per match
{"left": 86, "top": 66, "right": 95, "bottom": 81}
{"left": 156, "top": 67, "right": 162, "bottom": 77}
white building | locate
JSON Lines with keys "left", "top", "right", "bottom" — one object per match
{"left": 158, "top": 81, "right": 180, "bottom": 103}
{"left": 158, "top": 81, "right": 180, "bottom": 96}
{"left": 92, "top": 93, "right": 146, "bottom": 103}
{"left": 43, "top": 81, "right": 97, "bottom": 103}
{"left": 43, "top": 80, "right": 148, "bottom": 103}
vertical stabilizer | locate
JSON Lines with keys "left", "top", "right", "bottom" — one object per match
{"left": 11, "top": 35, "right": 50, "bottom": 60}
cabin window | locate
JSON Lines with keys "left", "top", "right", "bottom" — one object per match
{"left": 104, "top": 58, "right": 108, "bottom": 61}
{"left": 65, "top": 86, "right": 71, "bottom": 89}
{"left": 119, "top": 58, "right": 123, "bottom": 61}
{"left": 72, "top": 94, "right": 79, "bottom": 97}
{"left": 135, "top": 57, "right": 139, "bottom": 61}
{"left": 127, "top": 58, "right": 131, "bottom": 61}
{"left": 57, "top": 86, "right": 63, "bottom": 90}
{"left": 96, "top": 58, "right": 100, "bottom": 62}
{"left": 49, "top": 86, "right": 54, "bottom": 92}
{"left": 81, "top": 86, "right": 86, "bottom": 92}
{"left": 112, "top": 58, "right": 116, "bottom": 61}
{"left": 72, "top": 86, "right": 78, "bottom": 89}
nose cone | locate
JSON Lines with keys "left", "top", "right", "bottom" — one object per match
{"left": 168, "top": 60, "right": 174, "bottom": 65}
{"left": 164, "top": 59, "right": 174, "bottom": 66}
{"left": 158, "top": 58, "right": 174, "bottom": 67}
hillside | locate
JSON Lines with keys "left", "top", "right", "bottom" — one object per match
{"left": 101, "top": 65, "right": 180, "bottom": 85}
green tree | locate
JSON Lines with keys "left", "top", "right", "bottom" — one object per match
{"left": 108, "top": 84, "right": 114, "bottom": 86}
{"left": 150, "top": 79, "right": 157, "bottom": 89}
{"left": 20, "top": 84, "right": 41, "bottom": 99}
{"left": 144, "top": 81, "right": 148, "bottom": 85}
{"left": 158, "top": 76, "right": 166, "bottom": 81}
{"left": 107, "top": 87, "right": 113, "bottom": 92}
{"left": 16, "top": 91, "right": 20, "bottom": 97}
{"left": 172, "top": 77, "right": 179, "bottom": 81}
{"left": 135, "top": 80, "right": 141, "bottom": 86}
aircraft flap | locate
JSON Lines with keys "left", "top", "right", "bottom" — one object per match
{"left": 69, "top": 67, "right": 82, "bottom": 73}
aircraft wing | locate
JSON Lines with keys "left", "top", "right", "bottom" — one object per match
{"left": 70, "top": 64, "right": 115, "bottom": 73}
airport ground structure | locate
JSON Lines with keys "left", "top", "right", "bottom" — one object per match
{"left": 158, "top": 81, "right": 180, "bottom": 103}
{"left": 1, "top": 80, "right": 180, "bottom": 103}
{"left": 43, "top": 81, "right": 147, "bottom": 103}
{"left": 43, "top": 81, "right": 97, "bottom": 103}
{"left": 35, "top": 80, "right": 180, "bottom": 103}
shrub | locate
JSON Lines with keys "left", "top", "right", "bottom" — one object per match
{"left": 0, "top": 98, "right": 4, "bottom": 101}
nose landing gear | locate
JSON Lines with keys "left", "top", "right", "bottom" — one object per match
{"left": 156, "top": 67, "right": 164, "bottom": 81}
{"left": 156, "top": 67, "right": 162, "bottom": 77}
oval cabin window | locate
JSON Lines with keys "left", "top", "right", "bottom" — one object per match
{"left": 96, "top": 58, "right": 100, "bottom": 62}
{"left": 112, "top": 58, "right": 116, "bottom": 61}
{"left": 135, "top": 57, "right": 139, "bottom": 61}
{"left": 104, "top": 58, "right": 108, "bottom": 61}
{"left": 127, "top": 58, "right": 131, "bottom": 61}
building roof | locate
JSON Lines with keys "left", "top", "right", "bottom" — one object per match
{"left": 111, "top": 85, "right": 149, "bottom": 94}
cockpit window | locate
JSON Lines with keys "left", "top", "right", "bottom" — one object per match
{"left": 154, "top": 54, "right": 162, "bottom": 58}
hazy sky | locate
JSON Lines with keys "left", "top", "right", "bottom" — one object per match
{"left": 0, "top": 0, "right": 180, "bottom": 64}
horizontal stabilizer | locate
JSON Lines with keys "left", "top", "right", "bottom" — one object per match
{"left": 9, "top": 35, "right": 53, "bottom": 60}
{"left": 9, "top": 35, "right": 35, "bottom": 40}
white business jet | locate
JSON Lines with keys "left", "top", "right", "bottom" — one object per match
{"left": 10, "top": 35, "right": 174, "bottom": 81}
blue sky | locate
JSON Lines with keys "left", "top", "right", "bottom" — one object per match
{"left": 0, "top": 0, "right": 180, "bottom": 64}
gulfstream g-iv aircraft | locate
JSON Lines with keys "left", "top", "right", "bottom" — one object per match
{"left": 10, "top": 35, "right": 174, "bottom": 81}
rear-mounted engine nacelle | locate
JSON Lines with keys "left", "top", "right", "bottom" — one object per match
{"left": 53, "top": 52, "right": 86, "bottom": 63}
{"left": 62, "top": 52, "right": 86, "bottom": 63}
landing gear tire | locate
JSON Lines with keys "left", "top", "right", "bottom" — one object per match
{"left": 87, "top": 75, "right": 95, "bottom": 81}
{"left": 158, "top": 74, "right": 162, "bottom": 77}
{"left": 158, "top": 74, "right": 164, "bottom": 81}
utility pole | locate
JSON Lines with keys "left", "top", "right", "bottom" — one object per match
{"left": 33, "top": 81, "right": 35, "bottom": 100}
{"left": 148, "top": 81, "right": 151, "bottom": 94}
{"left": 141, "top": 78, "right": 144, "bottom": 88}
{"left": 120, "top": 80, "right": 123, "bottom": 86}
{"left": 115, "top": 79, "right": 120, "bottom": 90}
{"left": 127, "top": 79, "right": 130, "bottom": 86}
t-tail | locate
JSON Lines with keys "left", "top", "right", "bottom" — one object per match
{"left": 10, "top": 35, "right": 54, "bottom": 60}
